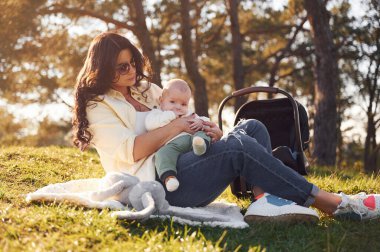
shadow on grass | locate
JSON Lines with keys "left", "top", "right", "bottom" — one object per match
{"left": 115, "top": 218, "right": 373, "bottom": 251}
{"left": 12, "top": 197, "right": 380, "bottom": 251}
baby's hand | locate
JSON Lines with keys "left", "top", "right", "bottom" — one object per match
{"left": 189, "top": 118, "right": 204, "bottom": 131}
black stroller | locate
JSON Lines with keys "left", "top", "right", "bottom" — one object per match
{"left": 218, "top": 86, "right": 310, "bottom": 198}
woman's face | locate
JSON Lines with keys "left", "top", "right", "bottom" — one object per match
{"left": 112, "top": 49, "right": 136, "bottom": 90}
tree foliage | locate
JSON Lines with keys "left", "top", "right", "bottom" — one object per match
{"left": 0, "top": 107, "right": 25, "bottom": 146}
{"left": 347, "top": 0, "right": 380, "bottom": 172}
{"left": 0, "top": 0, "right": 378, "bottom": 169}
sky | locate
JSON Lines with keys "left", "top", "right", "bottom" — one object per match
{"left": 1, "top": 0, "right": 371, "bottom": 141}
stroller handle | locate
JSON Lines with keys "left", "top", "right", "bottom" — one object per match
{"left": 218, "top": 86, "right": 304, "bottom": 153}
{"left": 232, "top": 86, "right": 278, "bottom": 97}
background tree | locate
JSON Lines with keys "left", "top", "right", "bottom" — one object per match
{"left": 329, "top": 0, "right": 357, "bottom": 166}
{"left": 353, "top": 0, "right": 380, "bottom": 172}
{"left": 303, "top": 0, "right": 340, "bottom": 166}
{"left": 226, "top": 0, "right": 246, "bottom": 111}
{"left": 0, "top": 0, "right": 375, "bottom": 170}
{"left": 43, "top": 1, "right": 162, "bottom": 86}
{"left": 0, "top": 108, "right": 26, "bottom": 146}
{"left": 179, "top": 0, "right": 209, "bottom": 116}
{"left": 331, "top": 0, "right": 380, "bottom": 171}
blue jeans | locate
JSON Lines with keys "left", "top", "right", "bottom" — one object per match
{"left": 160, "top": 119, "right": 319, "bottom": 207}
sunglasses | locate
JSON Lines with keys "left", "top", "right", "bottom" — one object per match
{"left": 116, "top": 61, "right": 136, "bottom": 75}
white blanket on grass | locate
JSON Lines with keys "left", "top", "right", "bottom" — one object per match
{"left": 26, "top": 176, "right": 248, "bottom": 229}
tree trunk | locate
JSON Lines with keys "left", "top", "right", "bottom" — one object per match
{"left": 179, "top": 0, "right": 209, "bottom": 117}
{"left": 363, "top": 60, "right": 380, "bottom": 173}
{"left": 361, "top": 0, "right": 380, "bottom": 173}
{"left": 128, "top": 0, "right": 162, "bottom": 87}
{"left": 364, "top": 113, "right": 379, "bottom": 173}
{"left": 336, "top": 100, "right": 343, "bottom": 167}
{"left": 227, "top": 0, "right": 246, "bottom": 112}
{"left": 304, "top": 0, "right": 339, "bottom": 166}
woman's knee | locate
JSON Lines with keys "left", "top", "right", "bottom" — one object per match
{"left": 241, "top": 119, "right": 272, "bottom": 153}
{"left": 224, "top": 129, "right": 272, "bottom": 158}
{"left": 236, "top": 119, "right": 267, "bottom": 133}
{"left": 224, "top": 132, "right": 259, "bottom": 150}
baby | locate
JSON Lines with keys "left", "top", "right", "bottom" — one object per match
{"left": 145, "top": 79, "right": 211, "bottom": 192}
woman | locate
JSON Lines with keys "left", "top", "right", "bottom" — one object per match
{"left": 73, "top": 31, "right": 380, "bottom": 222}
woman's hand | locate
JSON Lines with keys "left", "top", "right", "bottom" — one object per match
{"left": 202, "top": 121, "right": 223, "bottom": 143}
{"left": 171, "top": 114, "right": 196, "bottom": 134}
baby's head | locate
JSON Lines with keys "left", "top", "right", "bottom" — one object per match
{"left": 160, "top": 79, "right": 192, "bottom": 117}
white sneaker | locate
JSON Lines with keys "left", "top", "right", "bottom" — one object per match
{"left": 192, "top": 136, "right": 207, "bottom": 156}
{"left": 333, "top": 192, "right": 380, "bottom": 220}
{"left": 244, "top": 193, "right": 319, "bottom": 223}
{"left": 166, "top": 177, "right": 179, "bottom": 192}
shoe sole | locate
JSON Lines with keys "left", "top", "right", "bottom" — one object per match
{"left": 244, "top": 214, "right": 319, "bottom": 224}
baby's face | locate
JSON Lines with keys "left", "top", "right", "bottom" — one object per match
{"left": 160, "top": 88, "right": 191, "bottom": 117}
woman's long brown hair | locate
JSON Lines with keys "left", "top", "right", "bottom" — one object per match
{"left": 72, "top": 32, "right": 151, "bottom": 150}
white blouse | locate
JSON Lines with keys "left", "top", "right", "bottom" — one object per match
{"left": 135, "top": 111, "right": 149, "bottom": 135}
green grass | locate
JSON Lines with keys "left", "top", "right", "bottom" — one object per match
{"left": 1, "top": 146, "right": 380, "bottom": 251}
